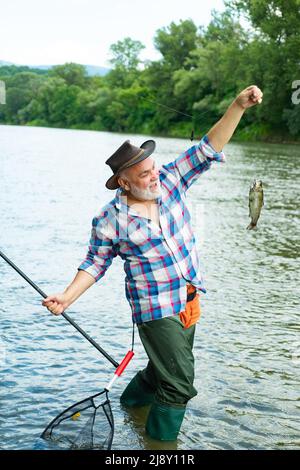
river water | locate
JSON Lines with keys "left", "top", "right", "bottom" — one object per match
{"left": 0, "top": 124, "right": 299, "bottom": 450}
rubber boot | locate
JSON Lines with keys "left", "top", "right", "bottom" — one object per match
{"left": 120, "top": 373, "right": 155, "bottom": 407}
{"left": 145, "top": 402, "right": 186, "bottom": 441}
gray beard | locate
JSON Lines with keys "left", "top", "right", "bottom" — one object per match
{"left": 129, "top": 181, "right": 162, "bottom": 201}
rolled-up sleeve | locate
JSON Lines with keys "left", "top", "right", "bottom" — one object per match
{"left": 78, "top": 214, "right": 118, "bottom": 282}
{"left": 162, "top": 134, "right": 226, "bottom": 192}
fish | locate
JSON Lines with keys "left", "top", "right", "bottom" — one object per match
{"left": 247, "top": 180, "right": 264, "bottom": 230}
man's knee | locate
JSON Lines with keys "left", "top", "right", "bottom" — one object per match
{"left": 120, "top": 372, "right": 155, "bottom": 407}
{"left": 155, "top": 378, "right": 197, "bottom": 406}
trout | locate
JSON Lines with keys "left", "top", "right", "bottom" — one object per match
{"left": 247, "top": 180, "right": 264, "bottom": 230}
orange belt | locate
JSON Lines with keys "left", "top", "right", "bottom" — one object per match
{"left": 179, "top": 284, "right": 201, "bottom": 329}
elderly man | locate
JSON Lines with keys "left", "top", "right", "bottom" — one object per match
{"left": 42, "top": 85, "right": 263, "bottom": 441}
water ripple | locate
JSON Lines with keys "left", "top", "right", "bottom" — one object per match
{"left": 0, "top": 126, "right": 299, "bottom": 449}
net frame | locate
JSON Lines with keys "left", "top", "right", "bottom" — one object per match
{"left": 40, "top": 351, "right": 134, "bottom": 450}
{"left": 41, "top": 389, "right": 114, "bottom": 450}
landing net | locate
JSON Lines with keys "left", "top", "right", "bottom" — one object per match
{"left": 41, "top": 389, "right": 114, "bottom": 450}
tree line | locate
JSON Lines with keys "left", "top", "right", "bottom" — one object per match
{"left": 0, "top": 1, "right": 299, "bottom": 142}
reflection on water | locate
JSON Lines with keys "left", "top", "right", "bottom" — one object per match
{"left": 0, "top": 125, "right": 299, "bottom": 450}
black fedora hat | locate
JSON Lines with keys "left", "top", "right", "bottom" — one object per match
{"left": 105, "top": 139, "right": 156, "bottom": 190}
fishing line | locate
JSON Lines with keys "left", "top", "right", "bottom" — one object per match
{"left": 142, "top": 97, "right": 193, "bottom": 118}
{"left": 142, "top": 95, "right": 214, "bottom": 141}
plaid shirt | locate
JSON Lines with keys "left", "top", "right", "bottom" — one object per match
{"left": 78, "top": 135, "right": 225, "bottom": 324}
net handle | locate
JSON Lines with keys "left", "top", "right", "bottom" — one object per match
{"left": 0, "top": 250, "right": 119, "bottom": 368}
{"left": 105, "top": 350, "right": 134, "bottom": 391}
{"left": 116, "top": 350, "right": 134, "bottom": 376}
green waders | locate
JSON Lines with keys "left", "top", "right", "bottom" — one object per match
{"left": 120, "top": 315, "right": 197, "bottom": 441}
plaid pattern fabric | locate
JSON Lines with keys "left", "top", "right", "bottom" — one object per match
{"left": 78, "top": 135, "right": 225, "bottom": 324}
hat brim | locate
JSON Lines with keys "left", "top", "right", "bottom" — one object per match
{"left": 105, "top": 139, "right": 156, "bottom": 190}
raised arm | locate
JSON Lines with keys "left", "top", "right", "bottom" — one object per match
{"left": 207, "top": 85, "right": 263, "bottom": 152}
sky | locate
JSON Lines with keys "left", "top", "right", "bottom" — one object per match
{"left": 0, "top": 0, "right": 225, "bottom": 67}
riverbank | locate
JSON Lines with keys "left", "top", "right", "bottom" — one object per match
{"left": 1, "top": 121, "right": 300, "bottom": 145}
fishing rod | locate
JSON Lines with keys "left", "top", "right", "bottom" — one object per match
{"left": 0, "top": 250, "right": 119, "bottom": 368}
{"left": 142, "top": 95, "right": 213, "bottom": 141}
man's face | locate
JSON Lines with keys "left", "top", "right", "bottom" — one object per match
{"left": 118, "top": 157, "right": 161, "bottom": 201}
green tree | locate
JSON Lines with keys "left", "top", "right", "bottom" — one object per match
{"left": 227, "top": 0, "right": 300, "bottom": 40}
{"left": 109, "top": 37, "right": 145, "bottom": 70}
{"left": 154, "top": 19, "right": 198, "bottom": 70}
{"left": 227, "top": 0, "right": 300, "bottom": 137}
{"left": 0, "top": 65, "right": 47, "bottom": 77}
{"left": 50, "top": 63, "right": 87, "bottom": 87}
{"left": 1, "top": 7, "right": 300, "bottom": 141}
{"left": 172, "top": 11, "right": 250, "bottom": 134}
{"left": 142, "top": 20, "right": 199, "bottom": 135}
{"left": 23, "top": 77, "right": 80, "bottom": 127}
{"left": 106, "top": 38, "right": 145, "bottom": 89}
{"left": 2, "top": 72, "right": 44, "bottom": 124}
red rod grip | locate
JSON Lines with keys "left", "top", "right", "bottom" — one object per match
{"left": 115, "top": 350, "right": 134, "bottom": 376}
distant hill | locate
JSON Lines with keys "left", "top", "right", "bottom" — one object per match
{"left": 83, "top": 65, "right": 110, "bottom": 76}
{"left": 0, "top": 61, "right": 14, "bottom": 66}
{"left": 0, "top": 60, "right": 110, "bottom": 76}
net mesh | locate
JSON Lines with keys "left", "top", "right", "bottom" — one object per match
{"left": 41, "top": 389, "right": 114, "bottom": 450}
